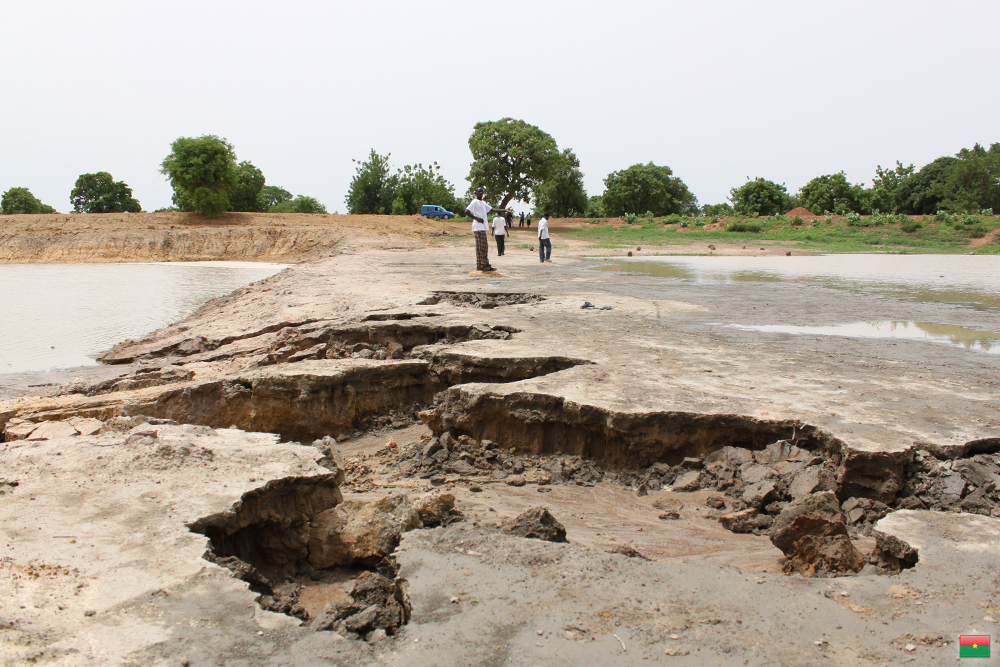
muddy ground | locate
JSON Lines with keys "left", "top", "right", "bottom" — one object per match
{"left": 2, "top": 233, "right": 999, "bottom": 665}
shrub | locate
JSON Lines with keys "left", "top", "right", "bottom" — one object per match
{"left": 791, "top": 215, "right": 804, "bottom": 226}
{"left": 622, "top": 212, "right": 638, "bottom": 224}
{"left": 270, "top": 195, "right": 328, "bottom": 214}
{"left": 962, "top": 215, "right": 987, "bottom": 237}
{"left": 846, "top": 212, "right": 870, "bottom": 227}
{"left": 727, "top": 220, "right": 763, "bottom": 233}
{"left": 663, "top": 213, "right": 682, "bottom": 225}
{"left": 900, "top": 217, "right": 923, "bottom": 233}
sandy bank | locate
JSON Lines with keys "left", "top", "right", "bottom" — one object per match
{"left": 0, "top": 211, "right": 456, "bottom": 264}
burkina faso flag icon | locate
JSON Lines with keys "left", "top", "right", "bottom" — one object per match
{"left": 960, "top": 635, "right": 990, "bottom": 658}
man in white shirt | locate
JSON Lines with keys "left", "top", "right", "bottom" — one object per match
{"left": 492, "top": 214, "right": 507, "bottom": 256}
{"left": 465, "top": 186, "right": 510, "bottom": 271}
{"left": 537, "top": 213, "right": 551, "bottom": 262}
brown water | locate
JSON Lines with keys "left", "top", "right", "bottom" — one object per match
{"left": 0, "top": 262, "right": 287, "bottom": 373}
{"left": 597, "top": 254, "right": 1000, "bottom": 311}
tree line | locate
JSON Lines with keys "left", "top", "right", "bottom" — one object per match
{"left": 0, "top": 135, "right": 327, "bottom": 216}
{"left": 3, "top": 127, "right": 997, "bottom": 218}
{"left": 726, "top": 143, "right": 999, "bottom": 217}
{"left": 349, "top": 118, "right": 998, "bottom": 219}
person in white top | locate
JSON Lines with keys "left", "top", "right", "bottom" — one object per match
{"left": 465, "top": 186, "right": 510, "bottom": 272}
{"left": 492, "top": 215, "right": 507, "bottom": 256}
{"left": 537, "top": 213, "right": 551, "bottom": 262}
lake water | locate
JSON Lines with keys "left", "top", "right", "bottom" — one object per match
{"left": 0, "top": 262, "right": 288, "bottom": 374}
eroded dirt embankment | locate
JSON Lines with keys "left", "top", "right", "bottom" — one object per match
{"left": 4, "top": 243, "right": 1000, "bottom": 665}
{"left": 0, "top": 211, "right": 450, "bottom": 263}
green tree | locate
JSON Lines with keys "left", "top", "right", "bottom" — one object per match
{"left": 259, "top": 185, "right": 293, "bottom": 210}
{"left": 602, "top": 162, "right": 696, "bottom": 216}
{"left": 69, "top": 172, "right": 141, "bottom": 213}
{"left": 1, "top": 187, "right": 56, "bottom": 214}
{"left": 229, "top": 161, "right": 266, "bottom": 212}
{"left": 345, "top": 149, "right": 399, "bottom": 214}
{"left": 868, "top": 163, "right": 914, "bottom": 213}
{"left": 466, "top": 118, "right": 559, "bottom": 208}
{"left": 391, "top": 162, "right": 457, "bottom": 215}
{"left": 729, "top": 178, "right": 790, "bottom": 216}
{"left": 270, "top": 195, "right": 327, "bottom": 214}
{"left": 534, "top": 149, "right": 588, "bottom": 217}
{"left": 160, "top": 135, "right": 238, "bottom": 217}
{"left": 701, "top": 203, "right": 734, "bottom": 217}
{"left": 896, "top": 156, "right": 956, "bottom": 214}
{"left": 799, "top": 171, "right": 870, "bottom": 214}
{"left": 932, "top": 143, "right": 1000, "bottom": 213}
{"left": 585, "top": 195, "right": 605, "bottom": 218}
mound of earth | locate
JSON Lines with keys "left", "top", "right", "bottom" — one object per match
{"left": 784, "top": 207, "right": 817, "bottom": 219}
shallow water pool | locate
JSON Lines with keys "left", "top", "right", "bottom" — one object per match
{"left": 596, "top": 254, "right": 1000, "bottom": 311}
{"left": 724, "top": 321, "right": 1000, "bottom": 354}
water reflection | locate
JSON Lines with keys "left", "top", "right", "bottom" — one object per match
{"left": 0, "top": 262, "right": 287, "bottom": 373}
{"left": 596, "top": 254, "right": 1000, "bottom": 311}
{"left": 726, "top": 321, "right": 1000, "bottom": 354}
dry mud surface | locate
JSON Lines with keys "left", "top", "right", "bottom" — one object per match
{"left": 2, "top": 236, "right": 1000, "bottom": 665}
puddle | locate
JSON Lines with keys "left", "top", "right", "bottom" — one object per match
{"left": 725, "top": 321, "right": 1000, "bottom": 354}
{"left": 595, "top": 254, "right": 1000, "bottom": 311}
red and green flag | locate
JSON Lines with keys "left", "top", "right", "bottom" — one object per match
{"left": 960, "top": 635, "right": 990, "bottom": 658}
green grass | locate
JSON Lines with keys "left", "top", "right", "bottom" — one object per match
{"left": 563, "top": 214, "right": 1000, "bottom": 254}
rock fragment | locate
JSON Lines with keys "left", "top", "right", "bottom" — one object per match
{"left": 414, "top": 492, "right": 459, "bottom": 527}
{"left": 502, "top": 507, "right": 568, "bottom": 542}
{"left": 309, "top": 494, "right": 422, "bottom": 568}
{"left": 770, "top": 491, "right": 865, "bottom": 576}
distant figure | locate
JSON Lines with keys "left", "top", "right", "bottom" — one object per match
{"left": 492, "top": 214, "right": 507, "bottom": 256}
{"left": 519, "top": 211, "right": 525, "bottom": 227}
{"left": 466, "top": 186, "right": 510, "bottom": 272}
{"left": 505, "top": 210, "right": 513, "bottom": 228}
{"left": 538, "top": 213, "right": 551, "bottom": 263}
{"left": 526, "top": 213, "right": 532, "bottom": 228}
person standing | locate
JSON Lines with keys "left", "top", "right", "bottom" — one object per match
{"left": 519, "top": 211, "right": 525, "bottom": 227}
{"left": 466, "top": 186, "right": 509, "bottom": 272}
{"left": 538, "top": 213, "right": 551, "bottom": 263}
{"left": 492, "top": 214, "right": 507, "bottom": 256}
{"left": 526, "top": 213, "right": 532, "bottom": 228}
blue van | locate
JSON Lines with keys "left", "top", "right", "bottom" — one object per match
{"left": 420, "top": 205, "right": 455, "bottom": 219}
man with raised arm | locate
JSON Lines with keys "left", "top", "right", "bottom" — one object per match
{"left": 466, "top": 186, "right": 511, "bottom": 272}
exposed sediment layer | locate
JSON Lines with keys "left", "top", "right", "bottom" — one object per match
{"left": 0, "top": 211, "right": 443, "bottom": 264}
{"left": 189, "top": 474, "right": 345, "bottom": 576}
{"left": 5, "top": 351, "right": 590, "bottom": 442}
{"left": 422, "top": 384, "right": 841, "bottom": 467}
{"left": 419, "top": 384, "right": 922, "bottom": 507}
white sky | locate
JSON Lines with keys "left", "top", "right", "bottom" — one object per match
{"left": 2, "top": 0, "right": 998, "bottom": 214}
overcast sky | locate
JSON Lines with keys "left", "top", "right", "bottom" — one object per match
{"left": 2, "top": 0, "right": 998, "bottom": 214}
